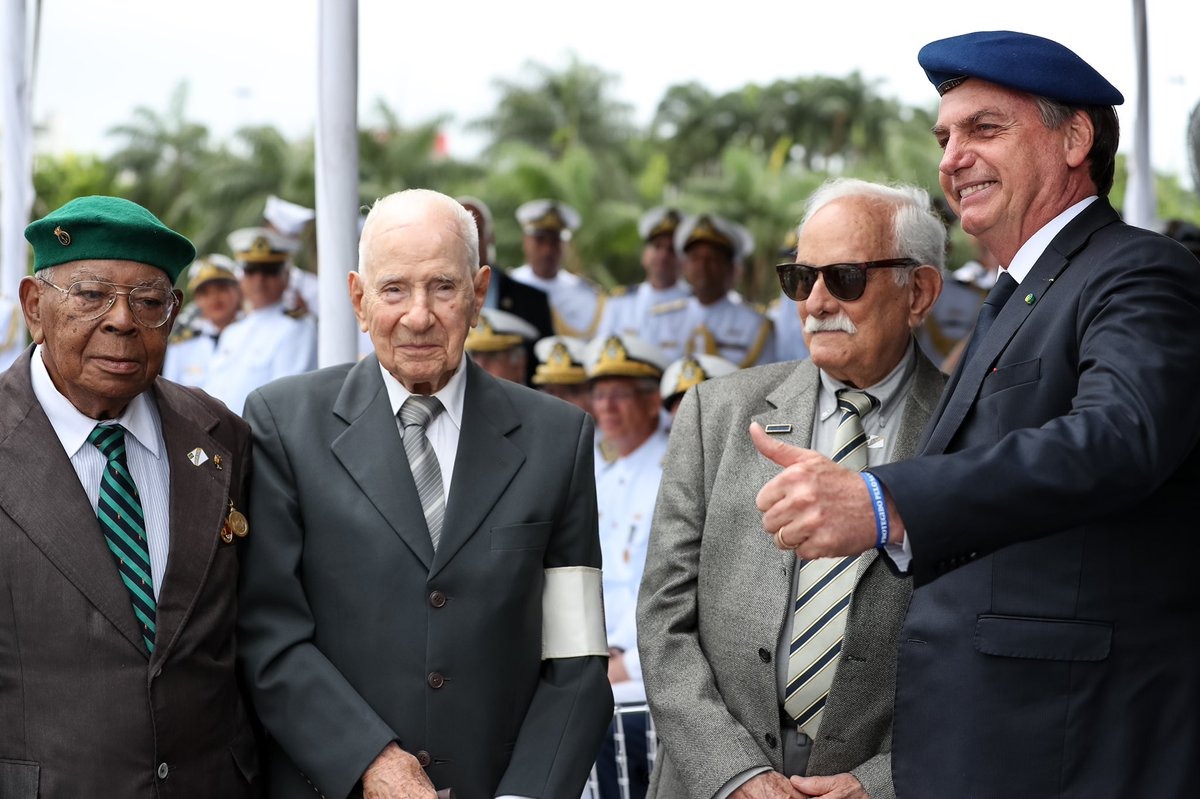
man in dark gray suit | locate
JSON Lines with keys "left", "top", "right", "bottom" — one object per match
{"left": 0, "top": 196, "right": 259, "bottom": 797}
{"left": 238, "top": 188, "right": 613, "bottom": 799}
{"left": 637, "top": 179, "right": 946, "bottom": 799}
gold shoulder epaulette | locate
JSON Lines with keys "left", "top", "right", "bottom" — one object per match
{"left": 284, "top": 307, "right": 310, "bottom": 320}
{"left": 169, "top": 326, "right": 198, "bottom": 345}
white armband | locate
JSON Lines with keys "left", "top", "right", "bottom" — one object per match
{"left": 541, "top": 566, "right": 608, "bottom": 658}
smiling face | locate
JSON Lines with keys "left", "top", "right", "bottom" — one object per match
{"left": 933, "top": 79, "right": 1095, "bottom": 265}
{"left": 20, "top": 260, "right": 179, "bottom": 420}
{"left": 350, "top": 198, "right": 489, "bottom": 395}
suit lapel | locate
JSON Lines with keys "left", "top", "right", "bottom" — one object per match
{"left": 150, "top": 380, "right": 232, "bottom": 666}
{"left": 895, "top": 350, "right": 947, "bottom": 459}
{"left": 0, "top": 350, "right": 147, "bottom": 655}
{"left": 923, "top": 201, "right": 1120, "bottom": 454}
{"left": 331, "top": 355, "right": 435, "bottom": 569}
{"left": 431, "top": 361, "right": 525, "bottom": 577}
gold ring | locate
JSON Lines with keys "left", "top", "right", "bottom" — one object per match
{"left": 775, "top": 529, "right": 786, "bottom": 549}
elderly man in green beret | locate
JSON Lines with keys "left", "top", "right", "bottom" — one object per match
{"left": 0, "top": 196, "right": 260, "bottom": 797}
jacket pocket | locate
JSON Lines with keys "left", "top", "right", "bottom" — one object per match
{"left": 979, "top": 357, "right": 1040, "bottom": 398}
{"left": 0, "top": 759, "right": 39, "bottom": 798}
{"left": 974, "top": 614, "right": 1111, "bottom": 661}
{"left": 490, "top": 521, "right": 552, "bottom": 551}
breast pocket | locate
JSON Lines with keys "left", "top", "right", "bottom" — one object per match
{"left": 974, "top": 614, "right": 1112, "bottom": 661}
{"left": 979, "top": 357, "right": 1041, "bottom": 399}
{"left": 490, "top": 521, "right": 552, "bottom": 551}
{"left": 0, "top": 759, "right": 39, "bottom": 798}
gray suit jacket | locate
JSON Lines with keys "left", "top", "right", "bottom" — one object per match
{"left": 637, "top": 350, "right": 945, "bottom": 799}
{"left": 237, "top": 356, "right": 613, "bottom": 799}
{"left": 0, "top": 347, "right": 259, "bottom": 798}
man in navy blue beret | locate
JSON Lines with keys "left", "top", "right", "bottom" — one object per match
{"left": 749, "top": 30, "right": 1200, "bottom": 798}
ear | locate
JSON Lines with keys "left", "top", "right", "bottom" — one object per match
{"left": 1063, "top": 109, "right": 1094, "bottom": 169}
{"left": 347, "top": 271, "right": 368, "bottom": 332}
{"left": 18, "top": 275, "right": 45, "bottom": 344}
{"left": 471, "top": 265, "right": 492, "bottom": 327}
{"left": 907, "top": 265, "right": 944, "bottom": 329}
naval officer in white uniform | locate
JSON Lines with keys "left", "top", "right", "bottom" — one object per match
{"left": 508, "top": 199, "right": 605, "bottom": 340}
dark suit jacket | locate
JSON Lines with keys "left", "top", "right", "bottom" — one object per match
{"left": 0, "top": 347, "right": 259, "bottom": 798}
{"left": 638, "top": 352, "right": 945, "bottom": 799}
{"left": 492, "top": 271, "right": 554, "bottom": 385}
{"left": 238, "top": 356, "right": 613, "bottom": 799}
{"left": 872, "top": 199, "right": 1200, "bottom": 797}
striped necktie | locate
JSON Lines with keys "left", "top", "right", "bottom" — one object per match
{"left": 399, "top": 395, "right": 446, "bottom": 549}
{"left": 783, "top": 389, "right": 879, "bottom": 735}
{"left": 88, "top": 424, "right": 156, "bottom": 654}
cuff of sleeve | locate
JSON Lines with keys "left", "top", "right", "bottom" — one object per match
{"left": 714, "top": 766, "right": 774, "bottom": 799}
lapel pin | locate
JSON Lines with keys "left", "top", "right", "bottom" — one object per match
{"left": 763, "top": 423, "right": 793, "bottom": 435}
{"left": 213, "top": 454, "right": 223, "bottom": 470}
{"left": 1024, "top": 293, "right": 1036, "bottom": 305}
{"left": 187, "top": 447, "right": 209, "bottom": 466}
{"left": 53, "top": 225, "right": 71, "bottom": 246}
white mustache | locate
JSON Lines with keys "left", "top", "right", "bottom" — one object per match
{"left": 805, "top": 313, "right": 858, "bottom": 335}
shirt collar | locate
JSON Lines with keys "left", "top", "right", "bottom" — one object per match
{"left": 1004, "top": 196, "right": 1097, "bottom": 284}
{"left": 817, "top": 340, "right": 917, "bottom": 422}
{"left": 378, "top": 357, "right": 467, "bottom": 432}
{"left": 30, "top": 344, "right": 162, "bottom": 459}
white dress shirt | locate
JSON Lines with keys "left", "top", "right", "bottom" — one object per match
{"left": 30, "top": 345, "right": 171, "bottom": 598}
{"left": 378, "top": 360, "right": 468, "bottom": 502}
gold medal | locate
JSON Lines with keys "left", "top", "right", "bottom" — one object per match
{"left": 226, "top": 501, "right": 249, "bottom": 538}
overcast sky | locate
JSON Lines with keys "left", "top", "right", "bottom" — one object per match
{"left": 26, "top": 0, "right": 1199, "bottom": 186}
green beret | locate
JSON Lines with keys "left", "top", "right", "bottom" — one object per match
{"left": 24, "top": 196, "right": 195, "bottom": 282}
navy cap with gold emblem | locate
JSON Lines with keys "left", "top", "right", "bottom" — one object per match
{"left": 638, "top": 207, "right": 683, "bottom": 242}
{"left": 918, "top": 30, "right": 1123, "bottom": 106}
{"left": 675, "top": 213, "right": 750, "bottom": 261}
{"left": 516, "top": 199, "right": 581, "bottom": 240}
{"left": 24, "top": 195, "right": 195, "bottom": 281}
{"left": 585, "top": 334, "right": 670, "bottom": 381}
{"left": 659, "top": 354, "right": 738, "bottom": 407}
{"left": 466, "top": 308, "right": 539, "bottom": 353}
{"left": 532, "top": 335, "right": 589, "bottom": 386}
{"left": 227, "top": 226, "right": 299, "bottom": 265}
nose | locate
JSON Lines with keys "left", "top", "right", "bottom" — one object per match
{"left": 401, "top": 290, "right": 434, "bottom": 331}
{"left": 939, "top": 132, "right": 972, "bottom": 178}
{"left": 100, "top": 292, "right": 139, "bottom": 333}
{"left": 803, "top": 270, "right": 841, "bottom": 318}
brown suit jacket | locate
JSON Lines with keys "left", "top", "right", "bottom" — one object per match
{"left": 0, "top": 347, "right": 260, "bottom": 798}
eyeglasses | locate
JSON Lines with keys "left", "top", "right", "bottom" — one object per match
{"left": 775, "top": 258, "right": 920, "bottom": 302}
{"left": 38, "top": 276, "right": 177, "bottom": 328}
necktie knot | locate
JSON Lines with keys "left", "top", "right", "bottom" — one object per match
{"left": 984, "top": 271, "right": 1019, "bottom": 308}
{"left": 88, "top": 423, "right": 129, "bottom": 462}
{"left": 400, "top": 395, "right": 443, "bottom": 432}
{"left": 836, "top": 389, "right": 878, "bottom": 421}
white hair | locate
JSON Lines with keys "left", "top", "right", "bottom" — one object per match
{"left": 357, "top": 188, "right": 480, "bottom": 275}
{"left": 797, "top": 178, "right": 947, "bottom": 282}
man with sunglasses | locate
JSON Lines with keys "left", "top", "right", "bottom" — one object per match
{"left": 638, "top": 178, "right": 945, "bottom": 799}
{"left": 756, "top": 32, "right": 1200, "bottom": 798}
{"left": 0, "top": 196, "right": 260, "bottom": 797}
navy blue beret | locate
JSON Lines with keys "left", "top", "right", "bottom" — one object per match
{"left": 918, "top": 30, "right": 1124, "bottom": 106}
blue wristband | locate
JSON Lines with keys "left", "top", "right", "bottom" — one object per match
{"left": 860, "top": 471, "right": 889, "bottom": 549}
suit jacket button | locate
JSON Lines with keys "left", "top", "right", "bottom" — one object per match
{"left": 428, "top": 672, "right": 445, "bottom": 689}
{"left": 758, "top": 647, "right": 772, "bottom": 663}
{"left": 429, "top": 590, "right": 447, "bottom": 608}
{"left": 415, "top": 750, "right": 432, "bottom": 768}
{"left": 764, "top": 732, "right": 778, "bottom": 749}
{"left": 157, "top": 762, "right": 169, "bottom": 779}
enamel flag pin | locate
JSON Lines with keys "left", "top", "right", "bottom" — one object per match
{"left": 187, "top": 448, "right": 209, "bottom": 467}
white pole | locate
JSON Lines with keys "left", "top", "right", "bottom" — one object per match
{"left": 315, "top": 0, "right": 360, "bottom": 366}
{"left": 1, "top": 0, "right": 34, "bottom": 354}
{"left": 1123, "top": 0, "right": 1156, "bottom": 231}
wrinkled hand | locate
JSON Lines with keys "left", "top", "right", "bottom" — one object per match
{"left": 751, "top": 423, "right": 896, "bottom": 559}
{"left": 608, "top": 649, "right": 630, "bottom": 684}
{"left": 731, "top": 771, "right": 805, "bottom": 798}
{"left": 790, "top": 772, "right": 868, "bottom": 798}
{"left": 362, "top": 742, "right": 437, "bottom": 799}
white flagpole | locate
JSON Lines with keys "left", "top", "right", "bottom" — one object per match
{"left": 1, "top": 0, "right": 35, "bottom": 359}
{"left": 1123, "top": 0, "right": 1156, "bottom": 231}
{"left": 315, "top": 0, "right": 360, "bottom": 367}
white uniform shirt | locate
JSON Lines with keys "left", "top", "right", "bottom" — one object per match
{"left": 163, "top": 318, "right": 226, "bottom": 387}
{"left": 767, "top": 290, "right": 809, "bottom": 364}
{"left": 640, "top": 293, "right": 775, "bottom": 367}
{"left": 30, "top": 345, "right": 172, "bottom": 598}
{"left": 596, "top": 427, "right": 668, "bottom": 704}
{"left": 594, "top": 281, "right": 691, "bottom": 349}
{"left": 0, "top": 296, "right": 24, "bottom": 371}
{"left": 509, "top": 265, "right": 604, "bottom": 340}
{"left": 201, "top": 303, "right": 317, "bottom": 415}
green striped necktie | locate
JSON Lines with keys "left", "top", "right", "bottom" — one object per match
{"left": 88, "top": 424, "right": 156, "bottom": 654}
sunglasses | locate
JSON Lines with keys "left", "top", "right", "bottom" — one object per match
{"left": 775, "top": 258, "right": 920, "bottom": 302}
